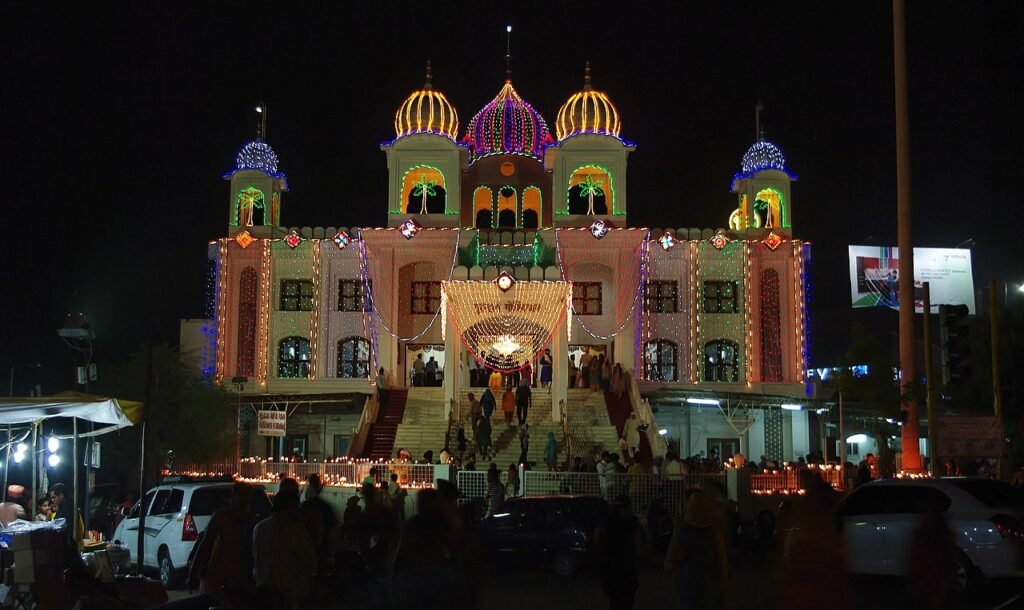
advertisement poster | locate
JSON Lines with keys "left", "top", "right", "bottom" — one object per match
{"left": 848, "top": 246, "right": 975, "bottom": 313}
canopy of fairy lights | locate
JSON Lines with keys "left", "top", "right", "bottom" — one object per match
{"left": 463, "top": 82, "right": 553, "bottom": 163}
{"left": 441, "top": 279, "right": 572, "bottom": 372}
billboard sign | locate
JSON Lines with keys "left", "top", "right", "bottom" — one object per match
{"left": 257, "top": 410, "right": 287, "bottom": 437}
{"left": 848, "top": 246, "right": 975, "bottom": 313}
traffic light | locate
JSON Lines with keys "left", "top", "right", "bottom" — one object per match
{"left": 940, "top": 304, "right": 971, "bottom": 385}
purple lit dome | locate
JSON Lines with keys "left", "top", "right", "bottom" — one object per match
{"left": 235, "top": 140, "right": 281, "bottom": 175}
{"left": 741, "top": 139, "right": 787, "bottom": 174}
{"left": 463, "top": 82, "right": 553, "bottom": 162}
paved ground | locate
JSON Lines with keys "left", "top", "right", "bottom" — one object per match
{"left": 165, "top": 551, "right": 1024, "bottom": 610}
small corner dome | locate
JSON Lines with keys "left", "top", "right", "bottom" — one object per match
{"left": 235, "top": 140, "right": 281, "bottom": 175}
{"left": 741, "top": 139, "right": 787, "bottom": 174}
{"left": 394, "top": 63, "right": 459, "bottom": 141}
{"left": 555, "top": 63, "right": 621, "bottom": 140}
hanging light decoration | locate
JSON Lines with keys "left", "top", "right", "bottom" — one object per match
{"left": 235, "top": 230, "right": 255, "bottom": 249}
{"left": 658, "top": 232, "right": 677, "bottom": 251}
{"left": 285, "top": 230, "right": 303, "bottom": 249}
{"left": 398, "top": 218, "right": 423, "bottom": 240}
{"left": 763, "top": 231, "right": 783, "bottom": 251}
{"left": 589, "top": 219, "right": 609, "bottom": 239}
{"left": 333, "top": 230, "right": 351, "bottom": 250}
{"left": 709, "top": 232, "right": 730, "bottom": 250}
{"left": 496, "top": 271, "right": 515, "bottom": 292}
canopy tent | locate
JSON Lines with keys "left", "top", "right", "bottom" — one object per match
{"left": 0, "top": 395, "right": 139, "bottom": 429}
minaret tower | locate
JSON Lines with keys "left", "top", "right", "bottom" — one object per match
{"left": 729, "top": 101, "right": 797, "bottom": 236}
{"left": 223, "top": 104, "right": 288, "bottom": 238}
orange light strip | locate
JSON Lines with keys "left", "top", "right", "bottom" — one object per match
{"left": 689, "top": 241, "right": 700, "bottom": 384}
{"left": 744, "top": 242, "right": 753, "bottom": 387}
{"left": 255, "top": 239, "right": 272, "bottom": 385}
{"left": 309, "top": 240, "right": 322, "bottom": 380}
{"left": 214, "top": 239, "right": 229, "bottom": 383}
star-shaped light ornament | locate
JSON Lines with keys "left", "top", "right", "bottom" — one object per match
{"left": 333, "top": 230, "right": 351, "bottom": 250}
{"left": 496, "top": 271, "right": 515, "bottom": 292}
{"left": 709, "top": 232, "right": 730, "bottom": 250}
{"left": 658, "top": 232, "right": 677, "bottom": 252}
{"left": 398, "top": 218, "right": 423, "bottom": 240}
{"left": 235, "top": 230, "right": 255, "bottom": 249}
{"left": 589, "top": 219, "right": 609, "bottom": 239}
{"left": 285, "top": 230, "right": 303, "bottom": 248}
{"left": 763, "top": 231, "right": 783, "bottom": 251}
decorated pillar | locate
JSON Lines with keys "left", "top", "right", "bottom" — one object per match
{"left": 443, "top": 310, "right": 460, "bottom": 420}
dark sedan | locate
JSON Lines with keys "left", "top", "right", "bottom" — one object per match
{"left": 477, "top": 496, "right": 610, "bottom": 577}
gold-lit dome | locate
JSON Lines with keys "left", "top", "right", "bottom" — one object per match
{"left": 555, "top": 62, "right": 621, "bottom": 141}
{"left": 394, "top": 61, "right": 459, "bottom": 141}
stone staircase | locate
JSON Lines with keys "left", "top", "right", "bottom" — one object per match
{"left": 391, "top": 387, "right": 448, "bottom": 461}
{"left": 450, "top": 387, "right": 567, "bottom": 469}
{"left": 604, "top": 390, "right": 654, "bottom": 464}
{"left": 565, "top": 389, "right": 622, "bottom": 463}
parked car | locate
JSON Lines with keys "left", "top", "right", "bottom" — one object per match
{"left": 832, "top": 478, "right": 1024, "bottom": 590}
{"left": 112, "top": 477, "right": 271, "bottom": 589}
{"left": 477, "top": 496, "right": 609, "bottom": 577}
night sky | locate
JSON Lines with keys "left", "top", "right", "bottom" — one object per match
{"left": 5, "top": 2, "right": 1022, "bottom": 392}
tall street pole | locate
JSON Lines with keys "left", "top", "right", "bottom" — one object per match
{"left": 923, "top": 283, "right": 938, "bottom": 476}
{"left": 990, "top": 280, "right": 1004, "bottom": 479}
{"left": 894, "top": 0, "right": 922, "bottom": 472}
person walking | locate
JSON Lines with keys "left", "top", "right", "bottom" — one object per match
{"left": 518, "top": 424, "right": 530, "bottom": 466}
{"left": 515, "top": 377, "right": 532, "bottom": 427}
{"left": 522, "top": 359, "right": 533, "bottom": 388}
{"left": 602, "top": 357, "right": 612, "bottom": 393}
{"left": 456, "top": 425, "right": 468, "bottom": 459}
{"left": 484, "top": 469, "right": 505, "bottom": 519}
{"left": 488, "top": 367, "right": 504, "bottom": 396}
{"left": 425, "top": 356, "right": 438, "bottom": 387}
{"left": 611, "top": 363, "right": 625, "bottom": 399}
{"left": 505, "top": 464, "right": 520, "bottom": 497}
{"left": 390, "top": 473, "right": 408, "bottom": 522}
{"left": 412, "top": 354, "right": 426, "bottom": 387}
{"left": 467, "top": 392, "right": 482, "bottom": 436}
{"left": 665, "top": 489, "right": 727, "bottom": 610}
{"left": 476, "top": 416, "right": 493, "bottom": 461}
{"left": 568, "top": 355, "right": 578, "bottom": 389}
{"left": 501, "top": 387, "right": 516, "bottom": 425}
{"left": 480, "top": 388, "right": 496, "bottom": 423}
{"left": 590, "top": 354, "right": 602, "bottom": 392}
{"left": 540, "top": 349, "right": 553, "bottom": 388}
{"left": 188, "top": 483, "right": 258, "bottom": 602}
{"left": 300, "top": 474, "right": 338, "bottom": 579}
{"left": 544, "top": 431, "right": 558, "bottom": 472}
{"left": 624, "top": 411, "right": 643, "bottom": 460}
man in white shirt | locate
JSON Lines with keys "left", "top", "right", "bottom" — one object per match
{"left": 596, "top": 451, "right": 610, "bottom": 498}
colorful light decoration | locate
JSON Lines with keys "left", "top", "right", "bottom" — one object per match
{"left": 398, "top": 218, "right": 422, "bottom": 240}
{"left": 256, "top": 239, "right": 272, "bottom": 384}
{"left": 410, "top": 175, "right": 438, "bottom": 214}
{"left": 709, "top": 233, "right": 730, "bottom": 250}
{"left": 659, "top": 232, "right": 677, "bottom": 251}
{"left": 741, "top": 139, "right": 787, "bottom": 174}
{"left": 235, "top": 230, "right": 255, "bottom": 249}
{"left": 441, "top": 280, "right": 571, "bottom": 372}
{"left": 463, "top": 81, "right": 553, "bottom": 163}
{"left": 496, "top": 271, "right": 515, "bottom": 292}
{"left": 763, "top": 231, "right": 783, "bottom": 251}
{"left": 285, "top": 230, "right": 302, "bottom": 248}
{"left": 760, "top": 266, "right": 784, "bottom": 382}
{"left": 393, "top": 66, "right": 460, "bottom": 141}
{"left": 555, "top": 62, "right": 622, "bottom": 141}
{"left": 589, "top": 219, "right": 609, "bottom": 239}
{"left": 214, "top": 239, "right": 229, "bottom": 383}
{"left": 333, "top": 230, "right": 351, "bottom": 250}
{"left": 309, "top": 241, "right": 322, "bottom": 380}
{"left": 230, "top": 140, "right": 285, "bottom": 179}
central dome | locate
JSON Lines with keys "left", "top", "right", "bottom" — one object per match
{"left": 463, "top": 82, "right": 553, "bottom": 162}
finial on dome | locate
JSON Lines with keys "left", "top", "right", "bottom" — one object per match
{"left": 424, "top": 60, "right": 433, "bottom": 90}
{"left": 505, "top": 25, "right": 512, "bottom": 83}
{"left": 583, "top": 61, "right": 592, "bottom": 91}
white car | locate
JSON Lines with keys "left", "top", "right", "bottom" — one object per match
{"left": 112, "top": 478, "right": 271, "bottom": 589}
{"left": 835, "top": 478, "right": 1024, "bottom": 589}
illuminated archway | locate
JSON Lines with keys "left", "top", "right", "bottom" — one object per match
{"left": 474, "top": 187, "right": 493, "bottom": 228}
{"left": 235, "top": 186, "right": 265, "bottom": 226}
{"left": 401, "top": 166, "right": 447, "bottom": 214}
{"left": 522, "top": 186, "right": 541, "bottom": 228}
{"left": 567, "top": 165, "right": 612, "bottom": 215}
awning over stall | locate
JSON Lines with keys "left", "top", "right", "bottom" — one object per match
{"left": 0, "top": 396, "right": 137, "bottom": 428}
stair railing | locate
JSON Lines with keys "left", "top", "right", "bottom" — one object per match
{"left": 627, "top": 373, "right": 667, "bottom": 459}
{"left": 347, "top": 389, "right": 380, "bottom": 458}
{"left": 559, "top": 399, "right": 573, "bottom": 466}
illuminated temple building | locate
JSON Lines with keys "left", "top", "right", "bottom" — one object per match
{"left": 181, "top": 62, "right": 813, "bottom": 465}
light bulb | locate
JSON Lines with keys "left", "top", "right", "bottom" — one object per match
{"left": 47, "top": 437, "right": 59, "bottom": 453}
{"left": 506, "top": 25, "right": 512, "bottom": 33}
{"left": 47, "top": 454, "right": 60, "bottom": 467}
{"left": 13, "top": 452, "right": 25, "bottom": 464}
{"left": 16, "top": 443, "right": 27, "bottom": 454}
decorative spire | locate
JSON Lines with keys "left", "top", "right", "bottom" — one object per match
{"left": 505, "top": 25, "right": 512, "bottom": 82}
{"left": 424, "top": 60, "right": 433, "bottom": 91}
{"left": 583, "top": 61, "right": 592, "bottom": 91}
{"left": 755, "top": 99, "right": 764, "bottom": 141}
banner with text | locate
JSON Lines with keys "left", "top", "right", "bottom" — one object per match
{"left": 848, "top": 246, "right": 975, "bottom": 313}
{"left": 934, "top": 416, "right": 1002, "bottom": 459}
{"left": 257, "top": 410, "right": 287, "bottom": 437}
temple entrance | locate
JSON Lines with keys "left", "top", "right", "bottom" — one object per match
{"left": 405, "top": 344, "right": 446, "bottom": 387}
{"left": 569, "top": 344, "right": 608, "bottom": 389}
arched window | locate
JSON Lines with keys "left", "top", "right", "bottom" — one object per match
{"left": 474, "top": 187, "right": 493, "bottom": 229}
{"left": 522, "top": 186, "right": 541, "bottom": 229}
{"left": 278, "top": 336, "right": 310, "bottom": 378}
{"left": 401, "top": 166, "right": 446, "bottom": 214}
{"left": 497, "top": 186, "right": 517, "bottom": 227}
{"left": 644, "top": 339, "right": 678, "bottom": 381}
{"left": 760, "top": 268, "right": 784, "bottom": 382}
{"left": 704, "top": 339, "right": 739, "bottom": 382}
{"left": 236, "top": 267, "right": 258, "bottom": 377}
{"left": 337, "top": 337, "right": 371, "bottom": 379}
{"left": 754, "top": 188, "right": 785, "bottom": 229}
{"left": 236, "top": 187, "right": 265, "bottom": 226}
{"left": 567, "top": 166, "right": 612, "bottom": 215}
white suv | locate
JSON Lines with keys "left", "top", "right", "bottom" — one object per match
{"left": 835, "top": 478, "right": 1024, "bottom": 589}
{"left": 112, "top": 478, "right": 271, "bottom": 589}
